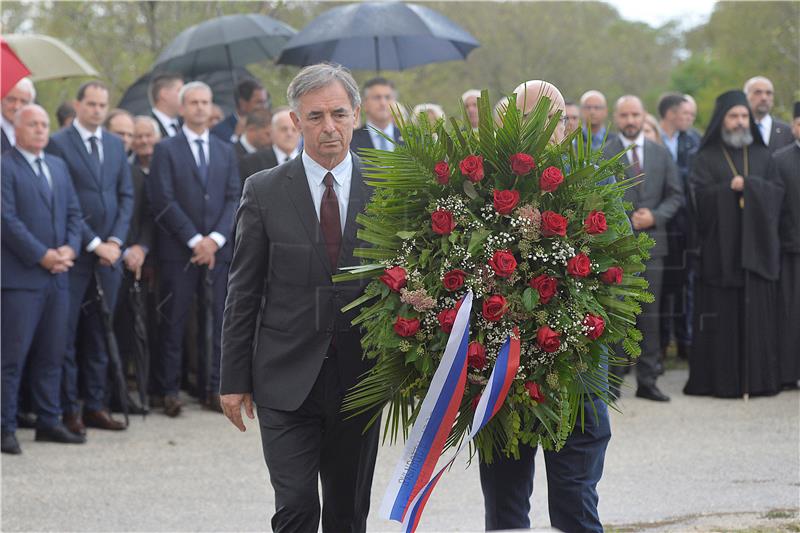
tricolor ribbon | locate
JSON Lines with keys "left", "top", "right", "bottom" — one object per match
{"left": 380, "top": 290, "right": 521, "bottom": 532}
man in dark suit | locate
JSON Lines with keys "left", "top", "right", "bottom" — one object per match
{"left": 47, "top": 80, "right": 134, "bottom": 434}
{"left": 149, "top": 72, "right": 184, "bottom": 139}
{"left": 745, "top": 76, "right": 793, "bottom": 153}
{"left": 148, "top": 81, "right": 240, "bottom": 417}
{"left": 1, "top": 77, "right": 36, "bottom": 154}
{"left": 350, "top": 77, "right": 402, "bottom": 153}
{"left": 2, "top": 105, "right": 86, "bottom": 454}
{"left": 220, "top": 63, "right": 379, "bottom": 533}
{"left": 604, "top": 95, "right": 684, "bottom": 402}
{"left": 211, "top": 78, "right": 269, "bottom": 144}
{"left": 234, "top": 108, "right": 272, "bottom": 161}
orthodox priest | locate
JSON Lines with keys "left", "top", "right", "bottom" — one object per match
{"left": 684, "top": 90, "right": 783, "bottom": 398}
{"left": 772, "top": 102, "right": 800, "bottom": 388}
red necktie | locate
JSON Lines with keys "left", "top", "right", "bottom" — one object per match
{"left": 320, "top": 172, "right": 342, "bottom": 268}
{"left": 631, "top": 144, "right": 642, "bottom": 176}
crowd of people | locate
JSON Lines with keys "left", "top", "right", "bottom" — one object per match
{"left": 1, "top": 67, "right": 798, "bottom": 461}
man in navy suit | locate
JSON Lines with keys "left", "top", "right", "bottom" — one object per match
{"left": 47, "top": 81, "right": 134, "bottom": 434}
{"left": 2, "top": 105, "right": 86, "bottom": 454}
{"left": 350, "top": 77, "right": 402, "bottom": 154}
{"left": 211, "top": 78, "right": 269, "bottom": 144}
{"left": 1, "top": 77, "right": 36, "bottom": 155}
{"left": 149, "top": 81, "right": 240, "bottom": 417}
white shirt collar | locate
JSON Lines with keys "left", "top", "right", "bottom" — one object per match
{"left": 1, "top": 117, "right": 15, "bottom": 145}
{"left": 16, "top": 146, "right": 45, "bottom": 164}
{"left": 239, "top": 135, "right": 258, "bottom": 154}
{"left": 152, "top": 107, "right": 179, "bottom": 133}
{"left": 758, "top": 114, "right": 773, "bottom": 131}
{"left": 301, "top": 150, "right": 352, "bottom": 188}
{"left": 619, "top": 131, "right": 644, "bottom": 148}
{"left": 182, "top": 124, "right": 209, "bottom": 145}
{"left": 73, "top": 119, "right": 102, "bottom": 142}
{"left": 273, "top": 144, "right": 299, "bottom": 164}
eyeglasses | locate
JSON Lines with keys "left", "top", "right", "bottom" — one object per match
{"left": 581, "top": 105, "right": 606, "bottom": 111}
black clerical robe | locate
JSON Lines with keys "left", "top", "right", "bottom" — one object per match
{"left": 685, "top": 141, "right": 784, "bottom": 397}
{"left": 773, "top": 142, "right": 800, "bottom": 387}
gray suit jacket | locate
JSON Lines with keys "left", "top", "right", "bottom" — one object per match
{"left": 220, "top": 153, "right": 373, "bottom": 410}
{"left": 603, "top": 136, "right": 684, "bottom": 258}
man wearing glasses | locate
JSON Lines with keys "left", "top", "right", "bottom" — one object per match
{"left": 580, "top": 89, "right": 609, "bottom": 149}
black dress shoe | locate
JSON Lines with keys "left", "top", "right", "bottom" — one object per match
{"left": 35, "top": 424, "right": 87, "bottom": 444}
{"left": 2, "top": 431, "right": 22, "bottom": 454}
{"left": 17, "top": 412, "right": 37, "bottom": 429}
{"left": 636, "top": 384, "right": 671, "bottom": 402}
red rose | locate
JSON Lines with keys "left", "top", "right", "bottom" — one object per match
{"left": 601, "top": 266, "right": 623, "bottom": 284}
{"left": 379, "top": 266, "right": 407, "bottom": 292}
{"left": 442, "top": 269, "right": 467, "bottom": 291}
{"left": 567, "top": 253, "right": 592, "bottom": 278}
{"left": 482, "top": 295, "right": 508, "bottom": 322}
{"left": 437, "top": 308, "right": 457, "bottom": 334}
{"left": 460, "top": 155, "right": 485, "bottom": 183}
{"left": 431, "top": 209, "right": 455, "bottom": 235}
{"left": 583, "top": 313, "right": 605, "bottom": 340}
{"left": 536, "top": 325, "right": 561, "bottom": 353}
{"left": 434, "top": 161, "right": 450, "bottom": 184}
{"left": 471, "top": 394, "right": 482, "bottom": 411}
{"left": 493, "top": 189, "right": 520, "bottom": 215}
{"left": 529, "top": 274, "right": 558, "bottom": 304}
{"left": 489, "top": 250, "right": 517, "bottom": 278}
{"left": 584, "top": 210, "right": 608, "bottom": 235}
{"left": 524, "top": 381, "right": 546, "bottom": 403}
{"left": 541, "top": 210, "right": 568, "bottom": 237}
{"left": 394, "top": 316, "right": 420, "bottom": 337}
{"left": 510, "top": 153, "right": 535, "bottom": 176}
{"left": 539, "top": 166, "right": 564, "bottom": 192}
{"left": 467, "top": 341, "right": 487, "bottom": 370}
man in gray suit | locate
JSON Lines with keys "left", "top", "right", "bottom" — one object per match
{"left": 219, "top": 64, "right": 378, "bottom": 532}
{"left": 603, "top": 95, "right": 684, "bottom": 401}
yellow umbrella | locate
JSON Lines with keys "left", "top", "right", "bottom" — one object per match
{"left": 3, "top": 33, "right": 99, "bottom": 81}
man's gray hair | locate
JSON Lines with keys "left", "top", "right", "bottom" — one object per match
{"left": 9, "top": 77, "right": 36, "bottom": 101}
{"left": 286, "top": 63, "right": 360, "bottom": 112}
{"left": 580, "top": 90, "right": 607, "bottom": 106}
{"left": 134, "top": 115, "right": 162, "bottom": 139}
{"left": 179, "top": 81, "right": 212, "bottom": 105}
{"left": 14, "top": 103, "right": 48, "bottom": 126}
{"left": 743, "top": 76, "right": 773, "bottom": 94}
{"left": 461, "top": 89, "right": 480, "bottom": 103}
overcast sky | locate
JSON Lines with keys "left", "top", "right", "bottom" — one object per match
{"left": 605, "top": 0, "right": 718, "bottom": 28}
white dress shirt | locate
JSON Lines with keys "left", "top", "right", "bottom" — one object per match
{"left": 181, "top": 125, "right": 226, "bottom": 250}
{"left": 302, "top": 150, "right": 352, "bottom": 233}
{"left": 16, "top": 147, "right": 52, "bottom": 189}
{"left": 239, "top": 135, "right": 258, "bottom": 155}
{"left": 1, "top": 116, "right": 16, "bottom": 146}
{"left": 152, "top": 107, "right": 180, "bottom": 137}
{"left": 620, "top": 132, "right": 645, "bottom": 170}
{"left": 757, "top": 114, "right": 773, "bottom": 146}
{"left": 272, "top": 145, "right": 299, "bottom": 166}
{"left": 660, "top": 128, "right": 678, "bottom": 162}
{"left": 367, "top": 122, "right": 396, "bottom": 152}
{"left": 73, "top": 119, "right": 104, "bottom": 163}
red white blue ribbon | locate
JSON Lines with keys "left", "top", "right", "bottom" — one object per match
{"left": 380, "top": 290, "right": 521, "bottom": 532}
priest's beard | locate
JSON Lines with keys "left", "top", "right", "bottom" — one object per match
{"left": 721, "top": 127, "right": 754, "bottom": 149}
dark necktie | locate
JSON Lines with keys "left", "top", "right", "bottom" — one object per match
{"left": 631, "top": 143, "right": 642, "bottom": 176}
{"left": 35, "top": 157, "right": 53, "bottom": 200}
{"left": 320, "top": 172, "right": 342, "bottom": 268}
{"left": 195, "top": 139, "right": 208, "bottom": 186}
{"left": 89, "top": 136, "right": 101, "bottom": 170}
{"left": 171, "top": 122, "right": 180, "bottom": 135}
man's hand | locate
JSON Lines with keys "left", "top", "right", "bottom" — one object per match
{"left": 40, "top": 248, "right": 71, "bottom": 274}
{"left": 95, "top": 241, "right": 121, "bottom": 267}
{"left": 731, "top": 175, "right": 745, "bottom": 192}
{"left": 123, "top": 244, "right": 146, "bottom": 279}
{"left": 56, "top": 245, "right": 76, "bottom": 261}
{"left": 191, "top": 236, "right": 219, "bottom": 270}
{"left": 631, "top": 208, "right": 655, "bottom": 231}
{"left": 221, "top": 393, "right": 255, "bottom": 432}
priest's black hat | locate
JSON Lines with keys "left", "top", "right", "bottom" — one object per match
{"left": 699, "top": 90, "right": 765, "bottom": 149}
{"left": 794, "top": 101, "right": 800, "bottom": 119}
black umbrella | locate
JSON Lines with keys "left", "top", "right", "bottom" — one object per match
{"left": 127, "top": 275, "right": 150, "bottom": 414}
{"left": 117, "top": 67, "right": 257, "bottom": 117}
{"left": 94, "top": 269, "right": 129, "bottom": 427}
{"left": 152, "top": 14, "right": 296, "bottom": 78}
{"left": 277, "top": 2, "right": 479, "bottom": 71}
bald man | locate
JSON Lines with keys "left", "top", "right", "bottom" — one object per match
{"left": 480, "top": 80, "right": 613, "bottom": 533}
{"left": 603, "top": 95, "right": 683, "bottom": 402}
{"left": 744, "top": 76, "right": 793, "bottom": 153}
{"left": 2, "top": 105, "right": 85, "bottom": 453}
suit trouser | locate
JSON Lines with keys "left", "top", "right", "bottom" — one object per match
{"left": 479, "top": 395, "right": 611, "bottom": 533}
{"left": 2, "top": 279, "right": 69, "bottom": 432}
{"left": 157, "top": 260, "right": 228, "bottom": 398}
{"left": 660, "top": 221, "right": 693, "bottom": 348}
{"left": 612, "top": 257, "right": 663, "bottom": 388}
{"left": 257, "top": 347, "right": 380, "bottom": 533}
{"left": 62, "top": 259, "right": 122, "bottom": 414}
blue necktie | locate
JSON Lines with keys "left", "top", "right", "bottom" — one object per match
{"left": 35, "top": 157, "right": 53, "bottom": 201}
{"left": 195, "top": 139, "right": 208, "bottom": 186}
{"left": 89, "top": 136, "right": 101, "bottom": 171}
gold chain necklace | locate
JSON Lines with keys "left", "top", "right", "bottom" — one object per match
{"left": 721, "top": 144, "right": 748, "bottom": 209}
